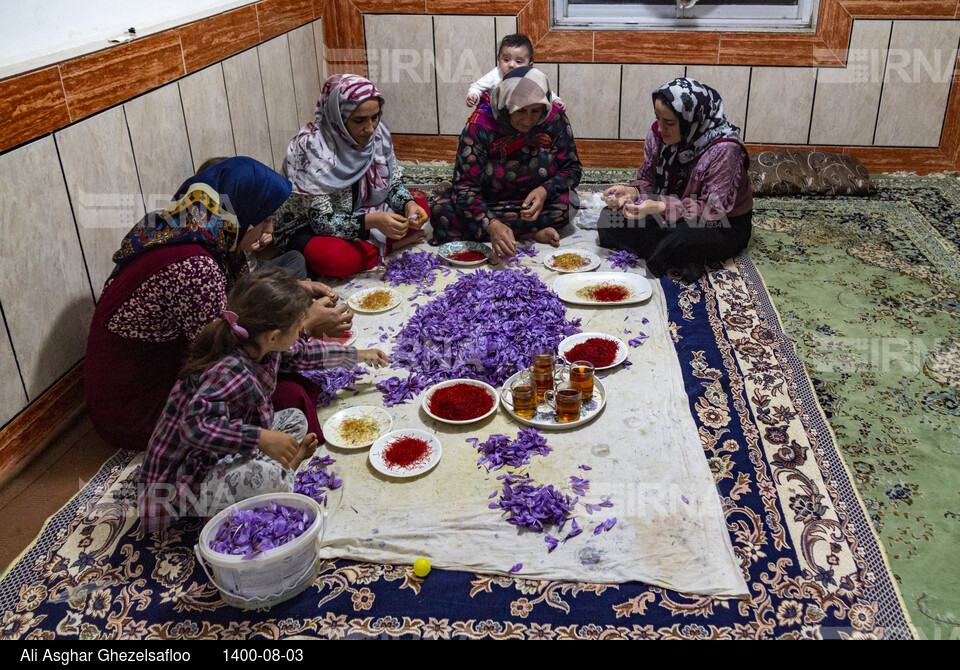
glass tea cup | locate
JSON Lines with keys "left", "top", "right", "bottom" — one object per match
{"left": 501, "top": 372, "right": 538, "bottom": 419}
{"left": 529, "top": 353, "right": 558, "bottom": 403}
{"left": 558, "top": 360, "right": 595, "bottom": 400}
{"left": 543, "top": 381, "right": 582, "bottom": 423}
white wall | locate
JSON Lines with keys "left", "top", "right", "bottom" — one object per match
{"left": 0, "top": 0, "right": 249, "bottom": 72}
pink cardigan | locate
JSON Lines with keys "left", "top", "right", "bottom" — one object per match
{"left": 631, "top": 125, "right": 753, "bottom": 223}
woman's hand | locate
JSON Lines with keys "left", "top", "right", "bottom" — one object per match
{"left": 602, "top": 185, "right": 639, "bottom": 210}
{"left": 366, "top": 211, "right": 410, "bottom": 240}
{"left": 623, "top": 199, "right": 666, "bottom": 220}
{"left": 304, "top": 298, "right": 352, "bottom": 338}
{"left": 357, "top": 348, "right": 390, "bottom": 369}
{"left": 250, "top": 232, "right": 273, "bottom": 252}
{"left": 521, "top": 186, "right": 547, "bottom": 221}
{"left": 486, "top": 221, "right": 517, "bottom": 258}
{"left": 299, "top": 279, "right": 338, "bottom": 303}
{"left": 258, "top": 429, "right": 300, "bottom": 469}
{"left": 403, "top": 200, "right": 429, "bottom": 229}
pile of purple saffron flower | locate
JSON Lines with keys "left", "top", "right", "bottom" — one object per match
{"left": 300, "top": 366, "right": 369, "bottom": 407}
{"left": 385, "top": 268, "right": 580, "bottom": 396}
{"left": 491, "top": 474, "right": 576, "bottom": 532}
{"left": 471, "top": 428, "right": 551, "bottom": 471}
{"left": 209, "top": 501, "right": 312, "bottom": 558}
{"left": 375, "top": 372, "right": 431, "bottom": 407}
{"left": 381, "top": 250, "right": 446, "bottom": 289}
{"left": 608, "top": 249, "right": 640, "bottom": 271}
{"left": 293, "top": 455, "right": 343, "bottom": 507}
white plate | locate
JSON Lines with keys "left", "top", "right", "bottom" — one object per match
{"left": 500, "top": 371, "right": 606, "bottom": 430}
{"left": 322, "top": 330, "right": 357, "bottom": 346}
{"left": 552, "top": 272, "right": 652, "bottom": 306}
{"left": 369, "top": 429, "right": 442, "bottom": 478}
{"left": 437, "top": 241, "right": 495, "bottom": 267}
{"left": 543, "top": 249, "right": 601, "bottom": 273}
{"left": 421, "top": 379, "right": 500, "bottom": 425}
{"left": 347, "top": 287, "right": 402, "bottom": 313}
{"left": 322, "top": 406, "right": 392, "bottom": 450}
{"left": 558, "top": 332, "right": 628, "bottom": 371}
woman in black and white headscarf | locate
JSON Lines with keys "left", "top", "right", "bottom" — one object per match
{"left": 599, "top": 78, "right": 752, "bottom": 282}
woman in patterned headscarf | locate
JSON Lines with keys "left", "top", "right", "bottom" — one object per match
{"left": 85, "top": 158, "right": 340, "bottom": 450}
{"left": 272, "top": 74, "right": 430, "bottom": 277}
{"left": 599, "top": 78, "right": 752, "bottom": 282}
{"left": 429, "top": 66, "right": 581, "bottom": 258}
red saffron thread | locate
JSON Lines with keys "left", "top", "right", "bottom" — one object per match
{"left": 565, "top": 338, "right": 619, "bottom": 368}
{"left": 592, "top": 285, "right": 630, "bottom": 302}
{"left": 429, "top": 383, "right": 495, "bottom": 421}
{"left": 448, "top": 251, "right": 487, "bottom": 262}
{"left": 383, "top": 436, "right": 432, "bottom": 469}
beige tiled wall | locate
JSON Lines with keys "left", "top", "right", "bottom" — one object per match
{"left": 179, "top": 64, "right": 238, "bottom": 172}
{"left": 810, "top": 20, "right": 891, "bottom": 146}
{"left": 0, "top": 334, "right": 25, "bottom": 427}
{"left": 0, "top": 137, "right": 94, "bottom": 399}
{"left": 259, "top": 35, "right": 303, "bottom": 172}
{"left": 875, "top": 20, "right": 960, "bottom": 147}
{"left": 223, "top": 48, "right": 275, "bottom": 169}
{"left": 364, "top": 14, "right": 438, "bottom": 135}
{"left": 54, "top": 106, "right": 145, "bottom": 292}
{"left": 435, "top": 15, "right": 497, "bottom": 135}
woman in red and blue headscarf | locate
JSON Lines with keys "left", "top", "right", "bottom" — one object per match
{"left": 599, "top": 78, "right": 752, "bottom": 282}
{"left": 85, "top": 157, "right": 338, "bottom": 450}
{"left": 429, "top": 66, "right": 582, "bottom": 258}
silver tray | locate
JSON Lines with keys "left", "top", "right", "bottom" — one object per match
{"left": 499, "top": 371, "right": 606, "bottom": 430}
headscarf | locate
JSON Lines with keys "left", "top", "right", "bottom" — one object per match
{"left": 470, "top": 66, "right": 558, "bottom": 158}
{"left": 285, "top": 74, "right": 393, "bottom": 212}
{"left": 651, "top": 78, "right": 743, "bottom": 194}
{"left": 109, "top": 157, "right": 291, "bottom": 283}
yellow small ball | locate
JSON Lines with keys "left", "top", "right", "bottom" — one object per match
{"left": 413, "top": 558, "right": 431, "bottom": 578}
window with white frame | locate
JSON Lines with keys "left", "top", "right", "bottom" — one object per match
{"left": 554, "top": 0, "right": 819, "bottom": 32}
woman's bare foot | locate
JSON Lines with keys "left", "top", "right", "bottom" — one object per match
{"left": 534, "top": 227, "right": 560, "bottom": 247}
{"left": 390, "top": 229, "right": 428, "bottom": 251}
{"left": 294, "top": 433, "right": 319, "bottom": 468}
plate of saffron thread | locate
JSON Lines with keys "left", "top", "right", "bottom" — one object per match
{"left": 552, "top": 272, "right": 652, "bottom": 306}
{"left": 369, "top": 429, "right": 442, "bottom": 478}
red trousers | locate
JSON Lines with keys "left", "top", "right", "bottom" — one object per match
{"left": 302, "top": 196, "right": 429, "bottom": 277}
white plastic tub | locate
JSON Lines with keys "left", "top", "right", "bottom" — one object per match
{"left": 194, "top": 492, "right": 324, "bottom": 609}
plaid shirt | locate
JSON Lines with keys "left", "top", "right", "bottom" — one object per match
{"left": 138, "top": 338, "right": 357, "bottom": 532}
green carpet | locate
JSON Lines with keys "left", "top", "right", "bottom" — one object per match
{"left": 749, "top": 175, "right": 960, "bottom": 640}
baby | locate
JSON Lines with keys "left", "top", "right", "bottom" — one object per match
{"left": 466, "top": 33, "right": 564, "bottom": 109}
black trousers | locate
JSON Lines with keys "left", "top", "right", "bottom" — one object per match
{"left": 596, "top": 207, "right": 752, "bottom": 279}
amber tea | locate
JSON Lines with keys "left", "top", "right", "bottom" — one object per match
{"left": 554, "top": 388, "right": 582, "bottom": 423}
{"left": 530, "top": 354, "right": 555, "bottom": 402}
{"left": 569, "top": 362, "right": 595, "bottom": 400}
{"left": 511, "top": 383, "right": 537, "bottom": 419}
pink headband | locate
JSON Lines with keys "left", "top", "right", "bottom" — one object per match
{"left": 221, "top": 310, "right": 248, "bottom": 339}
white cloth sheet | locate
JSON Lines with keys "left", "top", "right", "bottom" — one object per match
{"left": 314, "top": 231, "right": 749, "bottom": 598}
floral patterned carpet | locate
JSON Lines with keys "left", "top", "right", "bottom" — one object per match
{"left": 748, "top": 175, "right": 960, "bottom": 640}
{"left": 0, "top": 226, "right": 916, "bottom": 638}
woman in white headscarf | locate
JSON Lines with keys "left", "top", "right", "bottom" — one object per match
{"left": 429, "top": 66, "right": 582, "bottom": 258}
{"left": 600, "top": 78, "right": 752, "bottom": 282}
{"left": 272, "top": 74, "right": 429, "bottom": 277}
